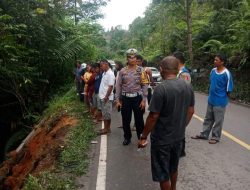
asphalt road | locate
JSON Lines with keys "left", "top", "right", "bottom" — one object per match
{"left": 78, "top": 93, "right": 250, "bottom": 190}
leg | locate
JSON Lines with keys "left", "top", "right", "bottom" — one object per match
{"left": 92, "top": 93, "right": 97, "bottom": 118}
{"left": 121, "top": 97, "right": 132, "bottom": 142}
{"left": 180, "top": 139, "right": 186, "bottom": 157}
{"left": 211, "top": 106, "right": 226, "bottom": 141}
{"left": 96, "top": 110, "right": 102, "bottom": 121}
{"left": 170, "top": 171, "right": 178, "bottom": 190}
{"left": 168, "top": 142, "right": 181, "bottom": 190}
{"left": 132, "top": 96, "right": 144, "bottom": 139}
{"left": 77, "top": 80, "right": 84, "bottom": 101}
{"left": 96, "top": 94, "right": 103, "bottom": 121}
{"left": 151, "top": 144, "right": 172, "bottom": 190}
{"left": 104, "top": 120, "right": 111, "bottom": 132}
{"left": 200, "top": 104, "right": 214, "bottom": 139}
{"left": 98, "top": 100, "right": 112, "bottom": 135}
{"left": 160, "top": 180, "right": 171, "bottom": 190}
{"left": 147, "top": 87, "right": 152, "bottom": 105}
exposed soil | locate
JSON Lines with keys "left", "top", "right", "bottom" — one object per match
{"left": 0, "top": 113, "right": 77, "bottom": 190}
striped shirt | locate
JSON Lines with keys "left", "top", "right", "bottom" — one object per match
{"left": 115, "top": 66, "right": 149, "bottom": 101}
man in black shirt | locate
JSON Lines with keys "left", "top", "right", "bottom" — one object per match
{"left": 138, "top": 56, "right": 195, "bottom": 190}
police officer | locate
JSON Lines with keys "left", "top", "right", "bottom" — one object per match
{"left": 115, "top": 49, "right": 149, "bottom": 145}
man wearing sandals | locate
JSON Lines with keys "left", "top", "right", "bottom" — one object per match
{"left": 191, "top": 53, "right": 233, "bottom": 144}
{"left": 138, "top": 56, "right": 194, "bottom": 190}
{"left": 98, "top": 60, "right": 115, "bottom": 135}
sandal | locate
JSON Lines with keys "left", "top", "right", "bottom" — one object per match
{"left": 209, "top": 139, "right": 218, "bottom": 144}
{"left": 191, "top": 135, "right": 207, "bottom": 140}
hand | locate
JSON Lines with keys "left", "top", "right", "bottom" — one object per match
{"left": 104, "top": 96, "right": 108, "bottom": 103}
{"left": 139, "top": 100, "right": 146, "bottom": 110}
{"left": 138, "top": 139, "right": 148, "bottom": 149}
{"left": 116, "top": 100, "right": 122, "bottom": 109}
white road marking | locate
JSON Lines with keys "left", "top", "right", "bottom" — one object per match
{"left": 193, "top": 114, "right": 250, "bottom": 151}
{"left": 96, "top": 121, "right": 107, "bottom": 190}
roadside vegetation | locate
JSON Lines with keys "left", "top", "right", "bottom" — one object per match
{"left": 0, "top": 0, "right": 249, "bottom": 188}
{"left": 24, "top": 89, "right": 95, "bottom": 190}
{"left": 104, "top": 0, "right": 250, "bottom": 103}
{"left": 0, "top": 0, "right": 108, "bottom": 163}
{"left": 0, "top": 86, "right": 96, "bottom": 189}
{"left": 23, "top": 87, "right": 95, "bottom": 190}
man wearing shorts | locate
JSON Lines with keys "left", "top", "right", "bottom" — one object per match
{"left": 138, "top": 56, "right": 195, "bottom": 190}
{"left": 98, "top": 60, "right": 115, "bottom": 135}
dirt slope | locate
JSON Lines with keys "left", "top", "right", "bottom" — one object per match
{"left": 0, "top": 113, "right": 77, "bottom": 190}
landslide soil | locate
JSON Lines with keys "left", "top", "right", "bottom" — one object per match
{"left": 0, "top": 114, "right": 77, "bottom": 190}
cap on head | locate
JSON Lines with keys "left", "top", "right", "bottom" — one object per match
{"left": 126, "top": 48, "right": 138, "bottom": 56}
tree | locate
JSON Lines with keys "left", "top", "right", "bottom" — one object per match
{"left": 185, "top": 0, "right": 194, "bottom": 63}
{"left": 0, "top": 0, "right": 107, "bottom": 124}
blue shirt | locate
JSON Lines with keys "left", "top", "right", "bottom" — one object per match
{"left": 94, "top": 73, "right": 103, "bottom": 94}
{"left": 177, "top": 66, "right": 191, "bottom": 83}
{"left": 208, "top": 68, "right": 233, "bottom": 107}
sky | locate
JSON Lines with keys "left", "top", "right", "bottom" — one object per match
{"left": 98, "top": 0, "right": 152, "bottom": 31}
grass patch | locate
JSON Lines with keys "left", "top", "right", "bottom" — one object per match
{"left": 23, "top": 87, "right": 96, "bottom": 190}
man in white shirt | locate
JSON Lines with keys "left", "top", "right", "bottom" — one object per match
{"left": 98, "top": 60, "right": 116, "bottom": 135}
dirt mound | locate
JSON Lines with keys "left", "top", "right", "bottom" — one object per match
{"left": 0, "top": 113, "right": 77, "bottom": 190}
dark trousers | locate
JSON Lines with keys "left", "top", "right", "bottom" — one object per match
{"left": 181, "top": 138, "right": 186, "bottom": 155}
{"left": 121, "top": 95, "right": 144, "bottom": 140}
{"left": 147, "top": 88, "right": 152, "bottom": 104}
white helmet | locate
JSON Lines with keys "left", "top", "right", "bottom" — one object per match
{"left": 126, "top": 48, "right": 138, "bottom": 56}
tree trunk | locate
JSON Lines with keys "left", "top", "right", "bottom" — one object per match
{"left": 185, "top": 0, "right": 193, "bottom": 63}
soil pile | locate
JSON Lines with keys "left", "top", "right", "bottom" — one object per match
{"left": 0, "top": 113, "right": 77, "bottom": 190}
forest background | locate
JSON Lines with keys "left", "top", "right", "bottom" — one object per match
{"left": 0, "top": 0, "right": 249, "bottom": 161}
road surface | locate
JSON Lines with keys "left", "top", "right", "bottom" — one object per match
{"left": 77, "top": 93, "right": 250, "bottom": 190}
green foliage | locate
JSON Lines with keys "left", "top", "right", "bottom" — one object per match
{"left": 104, "top": 0, "right": 249, "bottom": 102}
{"left": 23, "top": 87, "right": 96, "bottom": 189}
{"left": 42, "top": 87, "right": 95, "bottom": 175}
{"left": 23, "top": 175, "right": 43, "bottom": 190}
{"left": 200, "top": 39, "right": 223, "bottom": 53}
{"left": 24, "top": 172, "right": 75, "bottom": 190}
{"left": 4, "top": 128, "right": 30, "bottom": 156}
{"left": 0, "top": 0, "right": 107, "bottom": 125}
{"left": 59, "top": 116, "right": 95, "bottom": 175}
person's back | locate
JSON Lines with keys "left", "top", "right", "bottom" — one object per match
{"left": 138, "top": 56, "right": 194, "bottom": 190}
{"left": 150, "top": 78, "right": 193, "bottom": 145}
{"left": 178, "top": 66, "right": 191, "bottom": 83}
{"left": 173, "top": 51, "right": 192, "bottom": 157}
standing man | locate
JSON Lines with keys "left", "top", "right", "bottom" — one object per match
{"left": 138, "top": 56, "right": 194, "bottom": 190}
{"left": 92, "top": 63, "right": 103, "bottom": 122}
{"left": 115, "top": 48, "right": 149, "bottom": 145}
{"left": 135, "top": 55, "right": 154, "bottom": 104}
{"left": 74, "top": 60, "right": 85, "bottom": 100}
{"left": 191, "top": 53, "right": 233, "bottom": 144}
{"left": 173, "top": 51, "right": 191, "bottom": 157}
{"left": 98, "top": 60, "right": 115, "bottom": 135}
{"left": 82, "top": 63, "right": 92, "bottom": 111}
{"left": 173, "top": 51, "right": 191, "bottom": 83}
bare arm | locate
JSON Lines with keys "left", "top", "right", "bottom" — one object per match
{"left": 186, "top": 106, "right": 194, "bottom": 127}
{"left": 138, "top": 112, "right": 160, "bottom": 148}
{"left": 104, "top": 85, "right": 113, "bottom": 103}
{"left": 115, "top": 71, "right": 122, "bottom": 101}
